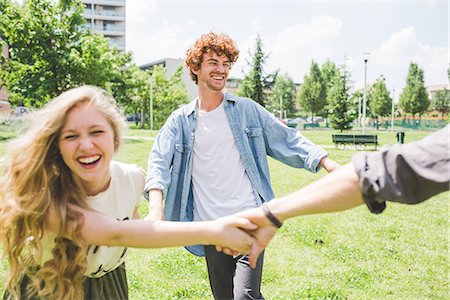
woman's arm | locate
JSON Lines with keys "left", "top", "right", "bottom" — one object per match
{"left": 50, "top": 206, "right": 256, "bottom": 254}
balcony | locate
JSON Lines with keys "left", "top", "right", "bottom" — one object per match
{"left": 92, "top": 25, "right": 125, "bottom": 36}
{"left": 84, "top": 10, "right": 126, "bottom": 21}
{"left": 82, "top": 0, "right": 125, "bottom": 7}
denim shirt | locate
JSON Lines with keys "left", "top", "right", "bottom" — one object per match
{"left": 145, "top": 93, "right": 328, "bottom": 256}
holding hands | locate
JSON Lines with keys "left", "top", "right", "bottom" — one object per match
{"left": 216, "top": 204, "right": 281, "bottom": 268}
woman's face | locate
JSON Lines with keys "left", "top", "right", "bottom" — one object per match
{"left": 58, "top": 103, "right": 115, "bottom": 195}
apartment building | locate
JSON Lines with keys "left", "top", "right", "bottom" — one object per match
{"left": 82, "top": 0, "right": 126, "bottom": 51}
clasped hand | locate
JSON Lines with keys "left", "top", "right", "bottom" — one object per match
{"left": 216, "top": 207, "right": 278, "bottom": 269}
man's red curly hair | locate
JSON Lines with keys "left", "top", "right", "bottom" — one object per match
{"left": 185, "top": 32, "right": 239, "bottom": 84}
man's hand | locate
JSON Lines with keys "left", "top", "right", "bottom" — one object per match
{"left": 217, "top": 206, "right": 278, "bottom": 268}
{"left": 210, "top": 216, "right": 257, "bottom": 255}
{"left": 320, "top": 157, "right": 341, "bottom": 173}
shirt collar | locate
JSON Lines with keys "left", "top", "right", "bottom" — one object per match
{"left": 183, "top": 92, "right": 237, "bottom": 116}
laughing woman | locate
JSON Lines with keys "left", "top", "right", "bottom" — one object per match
{"left": 0, "top": 86, "right": 255, "bottom": 300}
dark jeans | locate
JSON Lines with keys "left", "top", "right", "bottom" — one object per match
{"left": 204, "top": 245, "right": 265, "bottom": 300}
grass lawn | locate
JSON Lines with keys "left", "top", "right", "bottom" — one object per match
{"left": 0, "top": 127, "right": 448, "bottom": 299}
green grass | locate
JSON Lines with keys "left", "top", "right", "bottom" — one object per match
{"left": 0, "top": 128, "right": 448, "bottom": 299}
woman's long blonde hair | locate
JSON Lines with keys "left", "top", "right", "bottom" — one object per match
{"left": 0, "top": 85, "right": 126, "bottom": 299}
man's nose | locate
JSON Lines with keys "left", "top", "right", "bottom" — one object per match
{"left": 216, "top": 63, "right": 226, "bottom": 73}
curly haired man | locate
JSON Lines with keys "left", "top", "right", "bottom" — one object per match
{"left": 145, "top": 32, "right": 340, "bottom": 299}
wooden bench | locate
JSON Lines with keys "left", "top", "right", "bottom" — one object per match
{"left": 332, "top": 134, "right": 378, "bottom": 150}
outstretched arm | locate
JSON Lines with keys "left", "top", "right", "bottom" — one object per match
{"left": 240, "top": 163, "right": 364, "bottom": 268}
{"left": 48, "top": 207, "right": 257, "bottom": 254}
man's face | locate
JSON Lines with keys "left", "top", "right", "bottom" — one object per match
{"left": 193, "top": 52, "right": 231, "bottom": 91}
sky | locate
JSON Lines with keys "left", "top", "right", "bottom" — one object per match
{"left": 125, "top": 0, "right": 449, "bottom": 101}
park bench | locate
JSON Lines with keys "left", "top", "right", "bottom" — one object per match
{"left": 332, "top": 134, "right": 378, "bottom": 150}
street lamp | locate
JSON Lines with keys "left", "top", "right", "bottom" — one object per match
{"left": 357, "top": 94, "right": 361, "bottom": 127}
{"left": 150, "top": 76, "right": 153, "bottom": 131}
{"left": 391, "top": 88, "right": 395, "bottom": 132}
{"left": 362, "top": 52, "right": 370, "bottom": 133}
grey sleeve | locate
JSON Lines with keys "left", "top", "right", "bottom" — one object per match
{"left": 352, "top": 126, "right": 450, "bottom": 214}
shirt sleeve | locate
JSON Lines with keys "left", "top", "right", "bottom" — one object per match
{"left": 352, "top": 125, "right": 450, "bottom": 214}
{"left": 144, "top": 113, "right": 178, "bottom": 200}
{"left": 260, "top": 107, "right": 328, "bottom": 172}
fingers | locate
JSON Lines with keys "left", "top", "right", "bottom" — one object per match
{"left": 248, "top": 241, "right": 265, "bottom": 268}
{"left": 231, "top": 216, "right": 257, "bottom": 231}
{"left": 215, "top": 245, "right": 240, "bottom": 256}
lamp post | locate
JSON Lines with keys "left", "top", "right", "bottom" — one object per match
{"left": 150, "top": 76, "right": 153, "bottom": 131}
{"left": 391, "top": 88, "right": 395, "bottom": 132}
{"left": 362, "top": 52, "right": 370, "bottom": 133}
{"left": 279, "top": 95, "right": 283, "bottom": 120}
{"left": 357, "top": 94, "right": 361, "bottom": 127}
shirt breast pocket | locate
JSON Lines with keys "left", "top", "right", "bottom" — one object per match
{"left": 172, "top": 143, "right": 188, "bottom": 171}
{"left": 244, "top": 127, "right": 265, "bottom": 154}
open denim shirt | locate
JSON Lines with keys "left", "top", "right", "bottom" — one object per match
{"left": 144, "top": 93, "right": 328, "bottom": 256}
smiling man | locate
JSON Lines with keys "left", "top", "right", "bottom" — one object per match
{"left": 144, "top": 32, "right": 340, "bottom": 300}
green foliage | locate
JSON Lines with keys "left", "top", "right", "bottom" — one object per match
{"left": 370, "top": 76, "right": 392, "bottom": 118}
{"left": 319, "top": 60, "right": 340, "bottom": 118}
{"left": 327, "top": 67, "right": 355, "bottom": 131}
{"left": 237, "top": 35, "right": 277, "bottom": 106}
{"left": 399, "top": 62, "right": 430, "bottom": 119}
{"left": 0, "top": 0, "right": 150, "bottom": 114}
{"left": 106, "top": 52, "right": 151, "bottom": 125}
{"left": 298, "top": 61, "right": 327, "bottom": 121}
{"left": 431, "top": 89, "right": 449, "bottom": 119}
{"left": 266, "top": 73, "right": 297, "bottom": 117}
{"left": 150, "top": 65, "right": 189, "bottom": 129}
{"left": 0, "top": 0, "right": 87, "bottom": 106}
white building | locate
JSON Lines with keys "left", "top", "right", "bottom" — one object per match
{"left": 140, "top": 58, "right": 199, "bottom": 101}
{"left": 82, "top": 0, "right": 126, "bottom": 51}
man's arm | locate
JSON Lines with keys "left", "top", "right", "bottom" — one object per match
{"left": 146, "top": 189, "right": 164, "bottom": 221}
{"left": 238, "top": 163, "right": 363, "bottom": 267}
{"left": 319, "top": 156, "right": 341, "bottom": 173}
{"left": 243, "top": 126, "right": 450, "bottom": 267}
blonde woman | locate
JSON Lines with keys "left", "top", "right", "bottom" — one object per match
{"left": 0, "top": 85, "right": 255, "bottom": 300}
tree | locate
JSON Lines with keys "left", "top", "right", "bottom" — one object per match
{"left": 399, "top": 62, "right": 430, "bottom": 119}
{"left": 0, "top": 0, "right": 88, "bottom": 106}
{"left": 318, "top": 60, "right": 339, "bottom": 121}
{"left": 297, "top": 61, "right": 326, "bottom": 122}
{"left": 0, "top": 0, "right": 149, "bottom": 111}
{"left": 327, "top": 67, "right": 355, "bottom": 131}
{"left": 237, "top": 35, "right": 277, "bottom": 106}
{"left": 266, "top": 73, "right": 297, "bottom": 117}
{"left": 370, "top": 76, "right": 392, "bottom": 119}
{"left": 432, "top": 89, "right": 450, "bottom": 119}
{"left": 349, "top": 89, "right": 364, "bottom": 124}
{"left": 150, "top": 65, "right": 189, "bottom": 129}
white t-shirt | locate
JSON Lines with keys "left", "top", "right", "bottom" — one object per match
{"left": 40, "top": 161, "right": 144, "bottom": 278}
{"left": 192, "top": 100, "right": 257, "bottom": 221}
